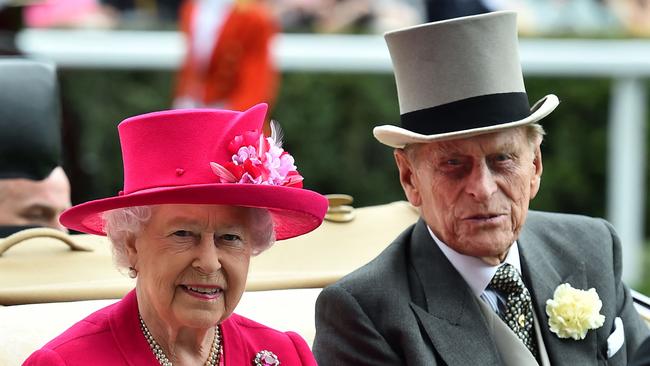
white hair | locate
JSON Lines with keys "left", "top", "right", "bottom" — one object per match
{"left": 103, "top": 206, "right": 151, "bottom": 270}
{"left": 102, "top": 205, "right": 276, "bottom": 270}
{"left": 525, "top": 123, "right": 546, "bottom": 145}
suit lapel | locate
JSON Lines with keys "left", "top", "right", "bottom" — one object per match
{"left": 408, "top": 220, "right": 502, "bottom": 366}
{"left": 518, "top": 224, "right": 598, "bottom": 365}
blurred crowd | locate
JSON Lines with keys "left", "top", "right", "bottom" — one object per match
{"left": 0, "top": 0, "right": 649, "bottom": 36}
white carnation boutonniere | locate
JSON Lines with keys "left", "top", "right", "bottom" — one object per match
{"left": 545, "top": 283, "right": 605, "bottom": 340}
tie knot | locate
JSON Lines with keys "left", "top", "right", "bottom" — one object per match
{"left": 490, "top": 263, "right": 526, "bottom": 296}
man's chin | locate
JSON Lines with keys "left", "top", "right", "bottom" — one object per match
{"left": 456, "top": 236, "right": 514, "bottom": 259}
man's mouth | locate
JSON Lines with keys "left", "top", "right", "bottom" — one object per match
{"left": 465, "top": 213, "right": 504, "bottom": 221}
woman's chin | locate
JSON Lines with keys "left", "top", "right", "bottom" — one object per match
{"left": 175, "top": 309, "right": 224, "bottom": 328}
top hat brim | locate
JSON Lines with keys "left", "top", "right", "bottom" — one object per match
{"left": 60, "top": 183, "right": 328, "bottom": 241}
{"left": 373, "top": 94, "right": 559, "bottom": 148}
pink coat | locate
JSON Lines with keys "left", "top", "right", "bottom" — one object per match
{"left": 23, "top": 290, "right": 317, "bottom": 365}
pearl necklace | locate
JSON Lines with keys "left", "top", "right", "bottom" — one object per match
{"left": 139, "top": 314, "right": 222, "bottom": 366}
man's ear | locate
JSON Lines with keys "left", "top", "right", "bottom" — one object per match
{"left": 529, "top": 142, "right": 543, "bottom": 200}
{"left": 394, "top": 149, "right": 422, "bottom": 207}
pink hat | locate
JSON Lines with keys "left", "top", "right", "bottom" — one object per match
{"left": 60, "top": 103, "right": 328, "bottom": 240}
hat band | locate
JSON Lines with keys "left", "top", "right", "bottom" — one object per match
{"left": 400, "top": 92, "right": 531, "bottom": 135}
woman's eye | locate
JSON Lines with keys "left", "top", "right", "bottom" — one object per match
{"left": 220, "top": 234, "right": 242, "bottom": 242}
{"left": 215, "top": 233, "right": 246, "bottom": 249}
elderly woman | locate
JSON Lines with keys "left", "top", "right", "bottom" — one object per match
{"left": 23, "top": 103, "right": 328, "bottom": 366}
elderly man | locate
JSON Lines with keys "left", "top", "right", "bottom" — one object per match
{"left": 0, "top": 59, "right": 71, "bottom": 236}
{"left": 312, "top": 11, "right": 649, "bottom": 366}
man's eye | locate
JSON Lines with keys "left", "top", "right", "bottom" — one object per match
{"left": 21, "top": 208, "right": 54, "bottom": 223}
{"left": 445, "top": 159, "right": 462, "bottom": 166}
{"left": 493, "top": 154, "right": 512, "bottom": 162}
{"left": 173, "top": 230, "right": 194, "bottom": 238}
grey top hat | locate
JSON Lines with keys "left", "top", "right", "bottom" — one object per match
{"left": 0, "top": 58, "right": 62, "bottom": 180}
{"left": 374, "top": 11, "right": 559, "bottom": 148}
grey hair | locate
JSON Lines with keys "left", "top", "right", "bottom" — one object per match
{"left": 102, "top": 205, "right": 276, "bottom": 270}
{"left": 525, "top": 123, "right": 546, "bottom": 145}
{"left": 103, "top": 206, "right": 152, "bottom": 270}
{"left": 246, "top": 208, "right": 276, "bottom": 255}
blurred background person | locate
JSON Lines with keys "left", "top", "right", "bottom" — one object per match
{"left": 268, "top": 0, "right": 421, "bottom": 33}
{"left": 0, "top": 167, "right": 71, "bottom": 234}
{"left": 101, "top": 0, "right": 182, "bottom": 26}
{"left": 173, "top": 0, "right": 279, "bottom": 118}
{"left": 370, "top": 0, "right": 423, "bottom": 33}
{"left": 0, "top": 0, "right": 26, "bottom": 55}
{"left": 0, "top": 59, "right": 71, "bottom": 236}
{"left": 422, "top": 0, "right": 493, "bottom": 22}
{"left": 493, "top": 0, "right": 621, "bottom": 35}
{"left": 606, "top": 0, "right": 650, "bottom": 36}
{"left": 310, "top": 0, "right": 374, "bottom": 33}
{"left": 22, "top": 0, "right": 117, "bottom": 29}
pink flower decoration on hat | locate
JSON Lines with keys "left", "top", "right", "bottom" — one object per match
{"left": 210, "top": 121, "right": 304, "bottom": 188}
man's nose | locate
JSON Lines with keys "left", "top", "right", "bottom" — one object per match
{"left": 465, "top": 163, "right": 497, "bottom": 201}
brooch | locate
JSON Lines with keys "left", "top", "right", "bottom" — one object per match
{"left": 253, "top": 350, "right": 280, "bottom": 366}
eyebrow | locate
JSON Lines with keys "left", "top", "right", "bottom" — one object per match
{"left": 20, "top": 204, "right": 56, "bottom": 218}
{"left": 495, "top": 140, "right": 520, "bottom": 153}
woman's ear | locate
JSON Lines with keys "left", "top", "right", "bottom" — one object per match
{"left": 125, "top": 234, "right": 139, "bottom": 269}
{"left": 394, "top": 149, "right": 422, "bottom": 207}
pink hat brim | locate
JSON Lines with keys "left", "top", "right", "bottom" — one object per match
{"left": 60, "top": 184, "right": 328, "bottom": 240}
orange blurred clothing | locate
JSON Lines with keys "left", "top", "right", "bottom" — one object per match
{"left": 174, "top": 0, "right": 279, "bottom": 112}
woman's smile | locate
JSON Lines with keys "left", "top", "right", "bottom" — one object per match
{"left": 180, "top": 284, "right": 223, "bottom": 300}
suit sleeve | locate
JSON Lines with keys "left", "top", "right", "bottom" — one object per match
{"left": 313, "top": 284, "right": 401, "bottom": 365}
{"left": 602, "top": 219, "right": 650, "bottom": 358}
{"left": 630, "top": 336, "right": 650, "bottom": 366}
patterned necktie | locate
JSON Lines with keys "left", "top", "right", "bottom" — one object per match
{"left": 489, "top": 263, "right": 539, "bottom": 358}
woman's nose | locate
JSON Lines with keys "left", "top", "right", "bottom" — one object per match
{"left": 191, "top": 234, "right": 222, "bottom": 274}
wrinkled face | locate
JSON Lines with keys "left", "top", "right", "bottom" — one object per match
{"left": 395, "top": 127, "right": 543, "bottom": 262}
{"left": 0, "top": 167, "right": 71, "bottom": 230}
{"left": 128, "top": 204, "right": 269, "bottom": 329}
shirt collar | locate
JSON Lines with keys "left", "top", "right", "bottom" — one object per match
{"left": 426, "top": 225, "right": 522, "bottom": 297}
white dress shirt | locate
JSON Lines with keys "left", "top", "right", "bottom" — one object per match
{"left": 426, "top": 226, "right": 523, "bottom": 315}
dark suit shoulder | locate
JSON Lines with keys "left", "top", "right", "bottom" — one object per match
{"left": 523, "top": 210, "right": 615, "bottom": 254}
{"left": 526, "top": 210, "right": 611, "bottom": 231}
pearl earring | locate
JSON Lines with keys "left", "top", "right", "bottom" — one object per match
{"left": 128, "top": 267, "right": 138, "bottom": 278}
